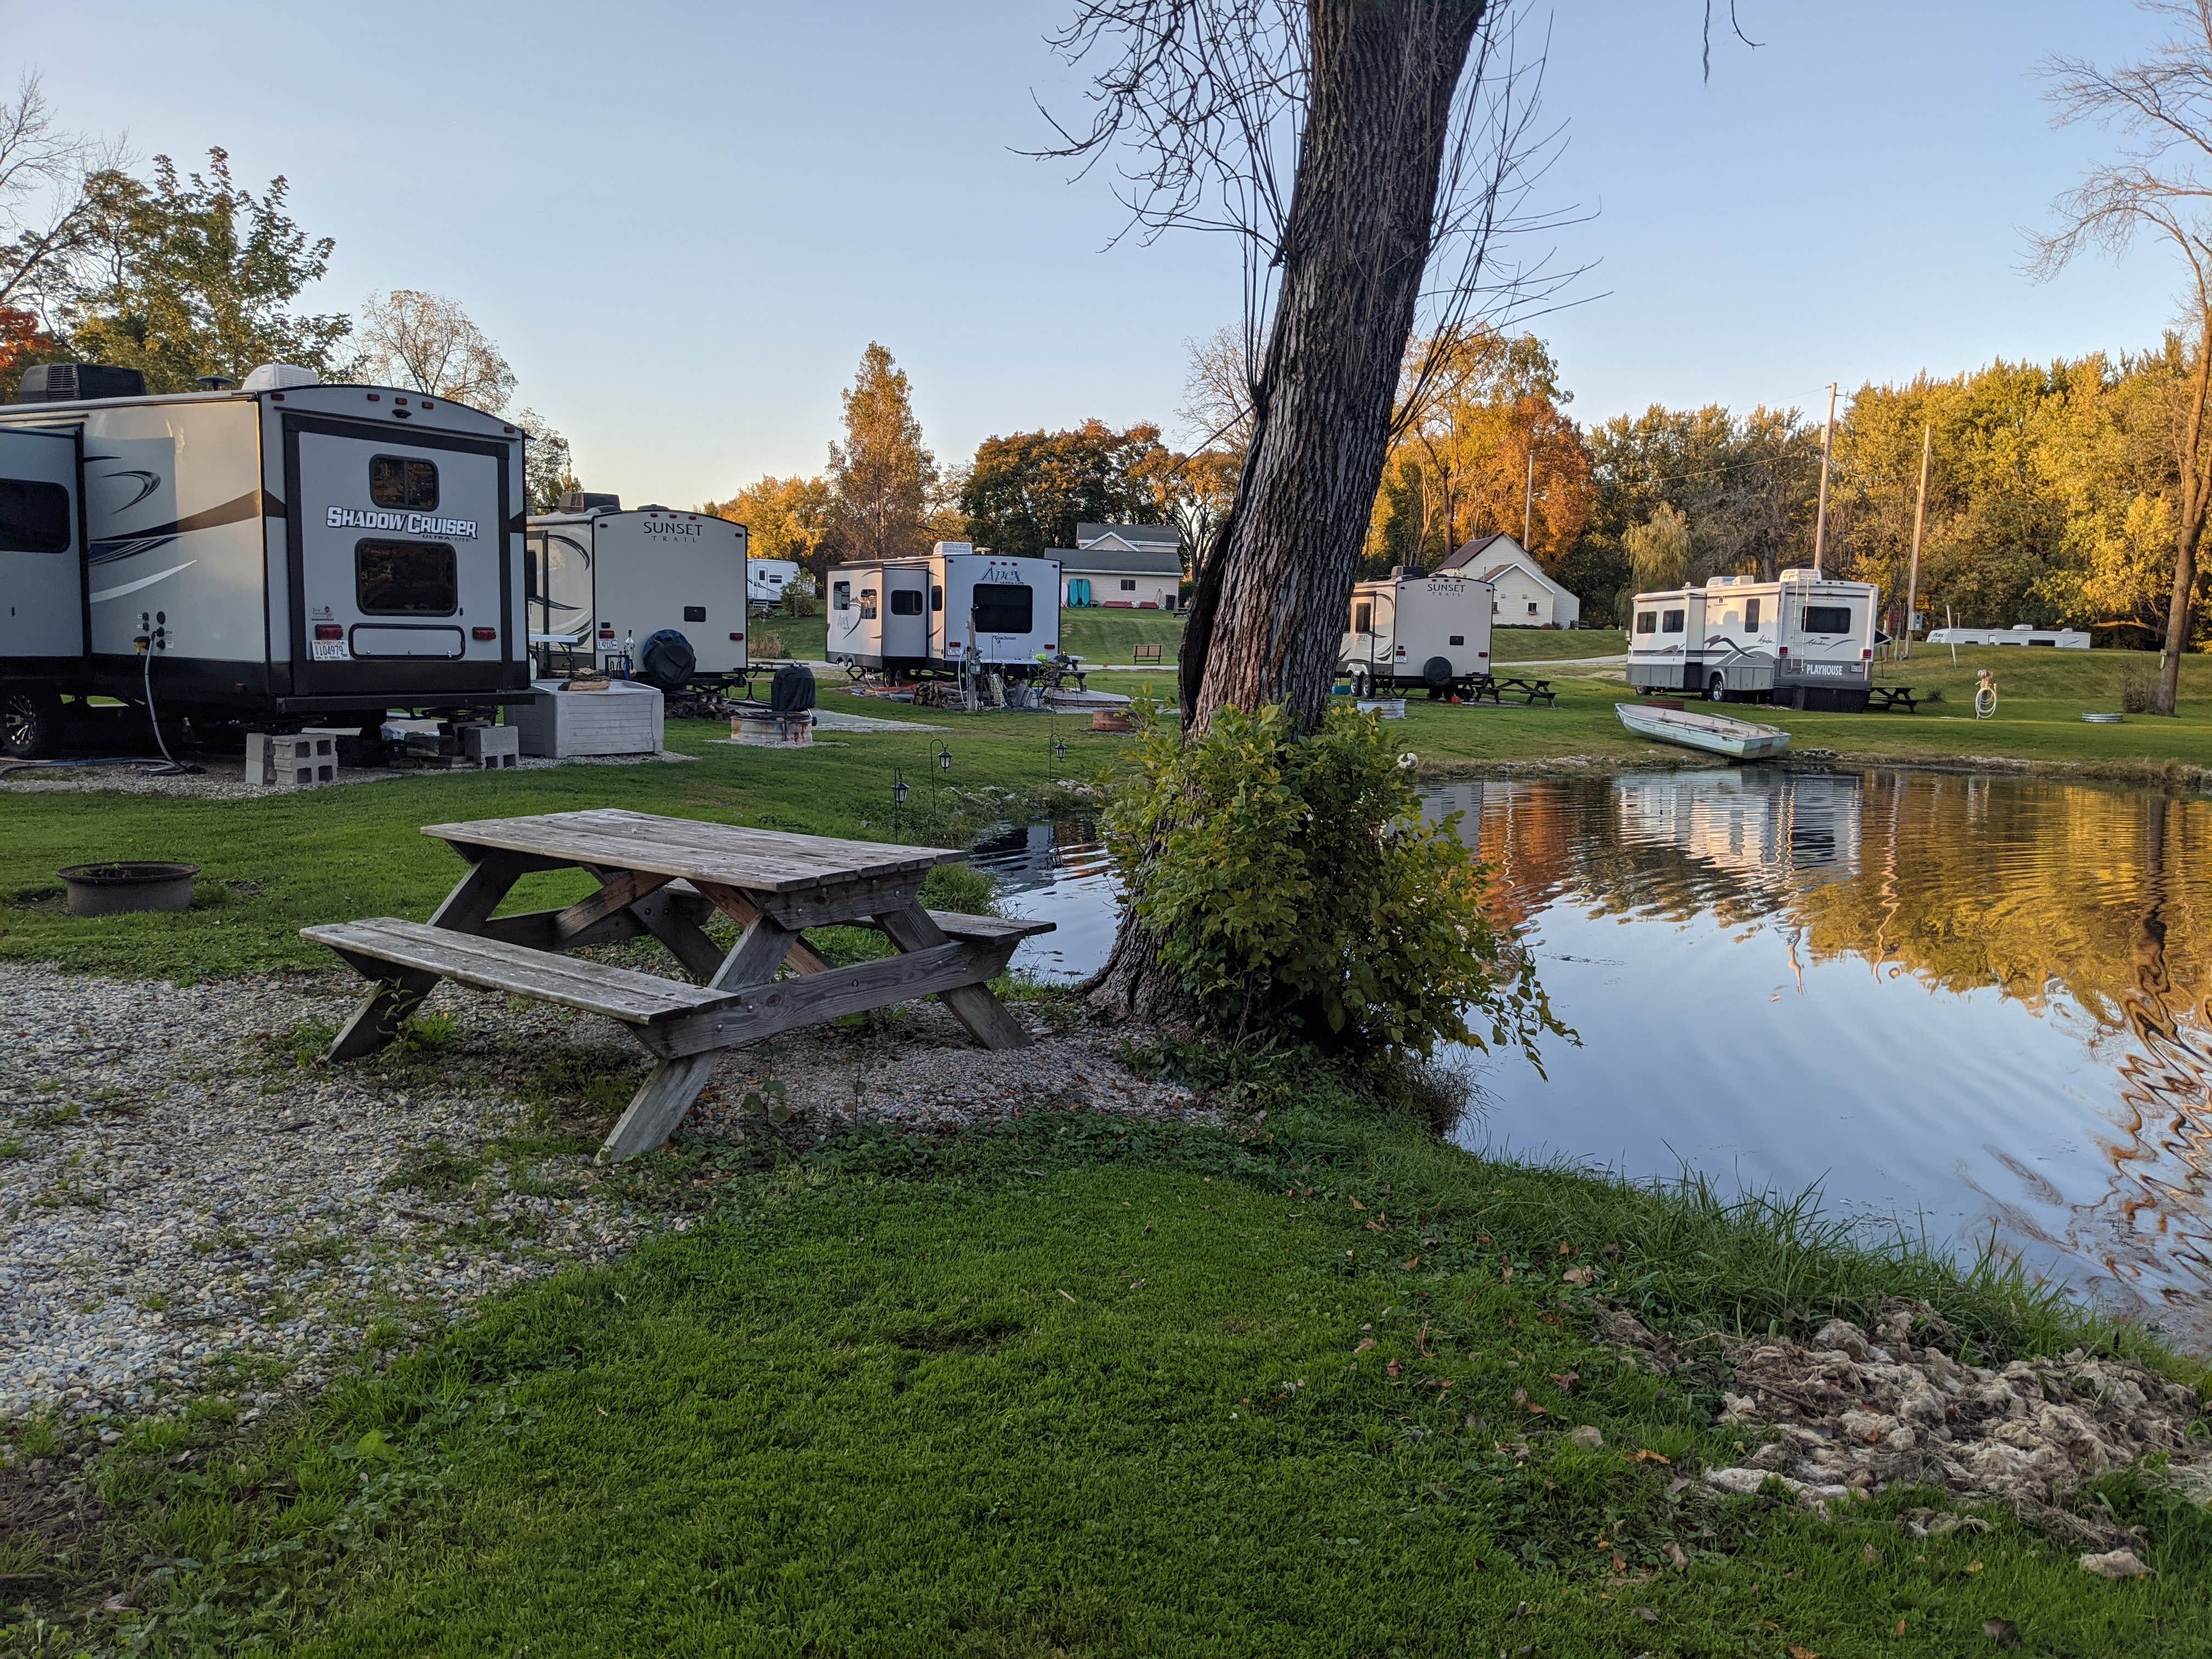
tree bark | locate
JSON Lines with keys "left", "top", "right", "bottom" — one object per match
{"left": 1187, "top": 0, "right": 1487, "bottom": 735}
{"left": 1090, "top": 0, "right": 1488, "bottom": 1022}
{"left": 2157, "top": 318, "right": 2212, "bottom": 714}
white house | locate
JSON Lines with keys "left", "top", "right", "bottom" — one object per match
{"left": 1053, "top": 522, "right": 1184, "bottom": 610}
{"left": 1436, "top": 532, "right": 1581, "bottom": 628}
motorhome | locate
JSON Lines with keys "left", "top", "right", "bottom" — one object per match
{"left": 826, "top": 544, "right": 1060, "bottom": 675}
{"left": 1627, "top": 571, "right": 1879, "bottom": 711}
{"left": 0, "top": 361, "right": 528, "bottom": 758}
{"left": 748, "top": 557, "right": 801, "bottom": 612}
{"left": 524, "top": 498, "right": 748, "bottom": 684}
{"left": 1339, "top": 567, "right": 1494, "bottom": 696}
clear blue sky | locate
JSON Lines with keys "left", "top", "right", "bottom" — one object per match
{"left": 6, "top": 1, "right": 2183, "bottom": 506}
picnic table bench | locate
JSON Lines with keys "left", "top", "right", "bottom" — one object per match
{"left": 1867, "top": 685, "right": 1921, "bottom": 713}
{"left": 1132, "top": 642, "right": 1164, "bottom": 664}
{"left": 303, "top": 809, "right": 1051, "bottom": 1161}
{"left": 1471, "top": 674, "right": 1556, "bottom": 706}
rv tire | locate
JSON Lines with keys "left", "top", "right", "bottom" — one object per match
{"left": 1706, "top": 672, "right": 1728, "bottom": 704}
{"left": 1348, "top": 665, "right": 1372, "bottom": 697}
{"left": 1, "top": 685, "right": 65, "bottom": 760}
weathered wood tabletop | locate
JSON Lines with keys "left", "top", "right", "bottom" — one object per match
{"left": 303, "top": 809, "right": 1051, "bottom": 1161}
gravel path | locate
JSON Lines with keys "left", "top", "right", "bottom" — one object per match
{"left": 0, "top": 959, "right": 1190, "bottom": 1428}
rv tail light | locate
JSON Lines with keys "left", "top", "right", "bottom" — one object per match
{"left": 1395, "top": 646, "right": 1407, "bottom": 657}
{"left": 729, "top": 633, "right": 743, "bottom": 642}
{"left": 599, "top": 627, "right": 616, "bottom": 639}
{"left": 313, "top": 623, "right": 342, "bottom": 641}
{"left": 1861, "top": 648, "right": 1872, "bottom": 659}
{"left": 1478, "top": 650, "right": 1488, "bottom": 658}
{"left": 472, "top": 627, "right": 496, "bottom": 641}
{"left": 1778, "top": 645, "right": 1789, "bottom": 657}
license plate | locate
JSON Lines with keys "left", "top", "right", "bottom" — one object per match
{"left": 311, "top": 640, "right": 349, "bottom": 661}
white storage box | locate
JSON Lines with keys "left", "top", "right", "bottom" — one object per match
{"left": 509, "top": 679, "right": 665, "bottom": 758}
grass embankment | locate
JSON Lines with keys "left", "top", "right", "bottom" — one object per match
{"left": 7, "top": 649, "right": 2212, "bottom": 984}
{"left": 32, "top": 1066, "right": 2211, "bottom": 1657}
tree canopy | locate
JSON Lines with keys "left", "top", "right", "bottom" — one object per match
{"left": 959, "top": 419, "right": 1180, "bottom": 557}
{"left": 826, "top": 343, "right": 938, "bottom": 562}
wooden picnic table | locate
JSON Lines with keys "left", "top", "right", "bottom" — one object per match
{"left": 1471, "top": 673, "right": 1556, "bottom": 706}
{"left": 302, "top": 809, "right": 1051, "bottom": 1161}
{"left": 1866, "top": 685, "right": 1921, "bottom": 713}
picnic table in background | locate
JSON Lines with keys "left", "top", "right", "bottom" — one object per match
{"left": 303, "top": 810, "right": 1050, "bottom": 1160}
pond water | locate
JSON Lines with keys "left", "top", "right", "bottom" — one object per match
{"left": 970, "top": 770, "right": 2212, "bottom": 1351}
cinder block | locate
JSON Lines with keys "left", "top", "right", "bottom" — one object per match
{"left": 460, "top": 724, "right": 521, "bottom": 762}
{"left": 245, "top": 730, "right": 337, "bottom": 789}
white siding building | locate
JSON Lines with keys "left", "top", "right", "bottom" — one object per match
{"left": 1054, "top": 522, "right": 1184, "bottom": 610}
{"left": 1436, "top": 533, "right": 1582, "bottom": 628}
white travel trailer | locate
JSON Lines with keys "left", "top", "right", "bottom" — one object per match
{"left": 747, "top": 557, "right": 801, "bottom": 612}
{"left": 826, "top": 543, "right": 1061, "bottom": 675}
{"left": 1627, "top": 571, "right": 1880, "bottom": 712}
{"left": 1340, "top": 567, "right": 1495, "bottom": 695}
{"left": 524, "top": 499, "right": 748, "bottom": 685}
{"left": 0, "top": 362, "right": 528, "bottom": 757}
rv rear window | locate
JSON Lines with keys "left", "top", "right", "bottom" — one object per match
{"left": 1802, "top": 605, "right": 1853, "bottom": 634}
{"left": 369, "top": 455, "right": 439, "bottom": 511}
{"left": 1634, "top": 611, "right": 1657, "bottom": 636}
{"left": 931, "top": 585, "right": 943, "bottom": 612}
{"left": 972, "top": 583, "right": 1034, "bottom": 635}
{"left": 1662, "top": 610, "right": 1685, "bottom": 634}
{"left": 1744, "top": 597, "right": 1761, "bottom": 630}
{"left": 356, "top": 539, "right": 457, "bottom": 616}
{"left": 890, "top": 589, "right": 923, "bottom": 616}
{"left": 832, "top": 581, "right": 850, "bottom": 610}
{"left": 0, "top": 477, "right": 70, "bottom": 554}
{"left": 1353, "top": 602, "right": 1373, "bottom": 634}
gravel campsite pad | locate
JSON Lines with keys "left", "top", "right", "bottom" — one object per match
{"left": 0, "top": 960, "right": 1193, "bottom": 1429}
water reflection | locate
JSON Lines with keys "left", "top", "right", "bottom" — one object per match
{"left": 972, "top": 770, "right": 2212, "bottom": 1349}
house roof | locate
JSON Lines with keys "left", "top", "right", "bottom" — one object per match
{"left": 1076, "top": 522, "right": 1181, "bottom": 554}
{"left": 1439, "top": 533, "right": 1568, "bottom": 596}
{"left": 1052, "top": 546, "right": 1186, "bottom": 577}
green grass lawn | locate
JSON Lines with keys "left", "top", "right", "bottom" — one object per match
{"left": 1490, "top": 626, "right": 1626, "bottom": 659}
{"left": 63, "top": 1085, "right": 2210, "bottom": 1657}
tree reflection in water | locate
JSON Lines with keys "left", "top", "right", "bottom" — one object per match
{"left": 1424, "top": 770, "right": 2212, "bottom": 1350}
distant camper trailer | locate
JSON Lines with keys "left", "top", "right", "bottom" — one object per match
{"left": 1627, "top": 571, "right": 1879, "bottom": 712}
{"left": 1339, "top": 568, "right": 1494, "bottom": 696}
{"left": 747, "top": 557, "right": 800, "bottom": 612}
{"left": 525, "top": 501, "right": 748, "bottom": 685}
{"left": 1925, "top": 624, "right": 2090, "bottom": 649}
{"left": 0, "top": 361, "right": 529, "bottom": 759}
{"left": 826, "top": 544, "right": 1061, "bottom": 674}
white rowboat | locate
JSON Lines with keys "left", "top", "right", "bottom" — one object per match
{"left": 1615, "top": 701, "right": 1792, "bottom": 761}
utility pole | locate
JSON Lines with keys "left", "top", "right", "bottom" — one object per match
{"left": 1902, "top": 421, "right": 1931, "bottom": 661}
{"left": 1812, "top": 382, "right": 1837, "bottom": 578}
{"left": 1522, "top": 447, "right": 1536, "bottom": 549}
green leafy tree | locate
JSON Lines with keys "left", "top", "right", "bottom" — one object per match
{"left": 516, "top": 408, "right": 579, "bottom": 514}
{"left": 707, "top": 474, "right": 839, "bottom": 574}
{"left": 826, "top": 342, "right": 936, "bottom": 561}
{"left": 959, "top": 418, "right": 1179, "bottom": 557}
{"left": 1623, "top": 501, "right": 1692, "bottom": 593}
{"left": 66, "top": 148, "right": 350, "bottom": 391}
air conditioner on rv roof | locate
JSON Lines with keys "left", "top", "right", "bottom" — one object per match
{"left": 241, "top": 363, "right": 319, "bottom": 391}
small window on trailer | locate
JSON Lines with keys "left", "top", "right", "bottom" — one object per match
{"left": 369, "top": 455, "right": 439, "bottom": 510}
{"left": 1635, "top": 611, "right": 1658, "bottom": 636}
{"left": 356, "top": 540, "right": 457, "bottom": 614}
{"left": 931, "top": 585, "right": 943, "bottom": 611}
{"left": 0, "top": 477, "right": 71, "bottom": 553}
{"left": 1802, "top": 604, "right": 1853, "bottom": 634}
{"left": 1661, "top": 610, "right": 1685, "bottom": 634}
{"left": 890, "top": 589, "right": 923, "bottom": 616}
{"left": 1353, "top": 601, "right": 1373, "bottom": 634}
{"left": 1745, "top": 597, "right": 1761, "bottom": 630}
{"left": 859, "top": 588, "right": 878, "bottom": 619}
{"left": 832, "top": 581, "right": 851, "bottom": 610}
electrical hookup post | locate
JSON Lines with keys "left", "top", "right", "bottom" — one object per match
{"left": 135, "top": 610, "right": 198, "bottom": 775}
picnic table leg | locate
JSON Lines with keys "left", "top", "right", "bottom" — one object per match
{"left": 595, "top": 910, "right": 804, "bottom": 1163}
{"left": 876, "top": 904, "right": 1031, "bottom": 1051}
{"left": 327, "top": 853, "right": 523, "bottom": 1062}
{"left": 599, "top": 1051, "right": 723, "bottom": 1163}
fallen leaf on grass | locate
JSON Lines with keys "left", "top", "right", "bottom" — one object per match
{"left": 1549, "top": 1371, "right": 1579, "bottom": 1392}
{"left": 1386, "top": 1358, "right": 1401, "bottom": 1378}
{"left": 1416, "top": 1324, "right": 1433, "bottom": 1358}
{"left": 1786, "top": 1648, "right": 1819, "bottom": 1659}
{"left": 1630, "top": 1449, "right": 1672, "bottom": 1465}
{"left": 1351, "top": 1198, "right": 1367, "bottom": 1211}
{"left": 2079, "top": 1548, "right": 2152, "bottom": 1578}
{"left": 1402, "top": 1255, "right": 1421, "bottom": 1271}
{"left": 1057, "top": 1289, "right": 1077, "bottom": 1304}
{"left": 1366, "top": 1221, "right": 1386, "bottom": 1233}
{"left": 1632, "top": 1607, "right": 1658, "bottom": 1624}
{"left": 1893, "top": 1621, "right": 1906, "bottom": 1637}
{"left": 1562, "top": 1266, "right": 1596, "bottom": 1285}
{"left": 1663, "top": 1541, "right": 1687, "bottom": 1570}
{"left": 1355, "top": 1338, "right": 1376, "bottom": 1354}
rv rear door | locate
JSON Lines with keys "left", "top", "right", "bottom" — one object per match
{"left": 0, "top": 426, "right": 84, "bottom": 668}
{"left": 285, "top": 420, "right": 510, "bottom": 689}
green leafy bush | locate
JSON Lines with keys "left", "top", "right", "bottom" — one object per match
{"left": 1100, "top": 700, "right": 1552, "bottom": 1057}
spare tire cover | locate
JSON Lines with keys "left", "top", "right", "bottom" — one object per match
{"left": 637, "top": 628, "right": 696, "bottom": 691}
{"left": 769, "top": 662, "right": 818, "bottom": 714}
{"left": 1421, "top": 654, "right": 1454, "bottom": 688}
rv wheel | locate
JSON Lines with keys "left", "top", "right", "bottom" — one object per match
{"left": 1348, "top": 665, "right": 1372, "bottom": 697}
{"left": 1706, "top": 672, "right": 1728, "bottom": 704}
{"left": 1, "top": 686, "right": 64, "bottom": 760}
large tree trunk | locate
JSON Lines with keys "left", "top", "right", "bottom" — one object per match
{"left": 1090, "top": 0, "right": 1487, "bottom": 1020}
{"left": 2155, "top": 520, "right": 2199, "bottom": 715}
{"left": 2157, "top": 318, "right": 2212, "bottom": 715}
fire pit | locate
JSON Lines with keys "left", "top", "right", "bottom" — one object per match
{"left": 57, "top": 861, "right": 199, "bottom": 917}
